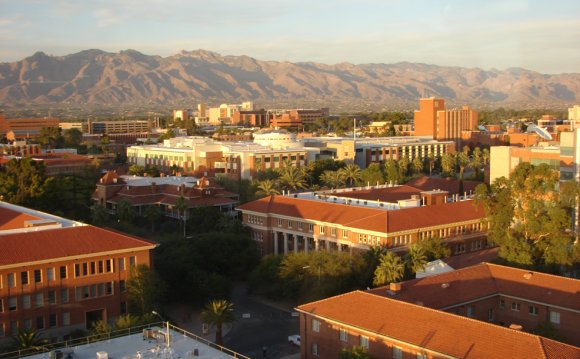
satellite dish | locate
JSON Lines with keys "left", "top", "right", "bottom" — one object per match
{"left": 526, "top": 124, "right": 553, "bottom": 141}
{"left": 477, "top": 125, "right": 487, "bottom": 131}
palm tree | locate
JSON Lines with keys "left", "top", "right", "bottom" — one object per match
{"left": 482, "top": 148, "right": 490, "bottom": 165}
{"left": 320, "top": 170, "right": 346, "bottom": 189}
{"left": 278, "top": 166, "right": 307, "bottom": 192}
{"left": 398, "top": 157, "right": 410, "bottom": 180}
{"left": 411, "top": 156, "right": 423, "bottom": 175}
{"left": 441, "top": 153, "right": 456, "bottom": 177}
{"left": 457, "top": 151, "right": 470, "bottom": 181}
{"left": 405, "top": 245, "right": 428, "bottom": 274}
{"left": 116, "top": 199, "right": 135, "bottom": 223}
{"left": 384, "top": 159, "right": 400, "bottom": 184}
{"left": 471, "top": 147, "right": 483, "bottom": 180}
{"left": 144, "top": 205, "right": 162, "bottom": 232}
{"left": 175, "top": 196, "right": 187, "bottom": 236}
{"left": 13, "top": 328, "right": 48, "bottom": 351}
{"left": 427, "top": 152, "right": 436, "bottom": 175}
{"left": 340, "top": 163, "right": 362, "bottom": 187}
{"left": 200, "top": 299, "right": 235, "bottom": 346}
{"left": 256, "top": 179, "right": 280, "bottom": 197}
{"left": 373, "top": 251, "right": 404, "bottom": 286}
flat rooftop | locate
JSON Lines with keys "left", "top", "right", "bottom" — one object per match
{"left": 22, "top": 326, "right": 246, "bottom": 359}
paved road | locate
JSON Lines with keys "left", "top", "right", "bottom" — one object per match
{"left": 223, "top": 284, "right": 300, "bottom": 359}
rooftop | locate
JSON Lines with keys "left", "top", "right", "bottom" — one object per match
{"left": 296, "top": 291, "right": 580, "bottom": 359}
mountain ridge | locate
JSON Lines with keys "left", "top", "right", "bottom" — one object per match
{"left": 0, "top": 49, "right": 578, "bottom": 108}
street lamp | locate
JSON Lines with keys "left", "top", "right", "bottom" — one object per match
{"left": 302, "top": 265, "right": 321, "bottom": 287}
{"left": 151, "top": 310, "right": 170, "bottom": 348}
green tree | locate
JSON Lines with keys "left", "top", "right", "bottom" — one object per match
{"left": 321, "top": 170, "right": 346, "bottom": 189}
{"left": 116, "top": 199, "right": 136, "bottom": 223}
{"left": 200, "top": 299, "right": 235, "bottom": 346}
{"left": 373, "top": 251, "right": 404, "bottom": 286}
{"left": 37, "top": 126, "right": 64, "bottom": 148}
{"left": 471, "top": 147, "right": 484, "bottom": 180}
{"left": 416, "top": 236, "right": 451, "bottom": 261}
{"left": 339, "top": 346, "right": 374, "bottom": 359}
{"left": 340, "top": 163, "right": 362, "bottom": 187}
{"left": 256, "top": 179, "right": 280, "bottom": 197}
{"left": 360, "top": 163, "right": 385, "bottom": 186}
{"left": 126, "top": 264, "right": 165, "bottom": 316}
{"left": 91, "top": 204, "right": 110, "bottom": 226}
{"left": 278, "top": 166, "right": 307, "bottom": 192}
{"left": 128, "top": 164, "right": 145, "bottom": 176}
{"left": 90, "top": 320, "right": 112, "bottom": 340}
{"left": 0, "top": 158, "right": 46, "bottom": 206}
{"left": 143, "top": 205, "right": 162, "bottom": 232}
{"left": 12, "top": 329, "right": 48, "bottom": 351}
{"left": 405, "top": 245, "right": 428, "bottom": 274}
{"left": 411, "top": 156, "right": 423, "bottom": 175}
{"left": 457, "top": 151, "right": 470, "bottom": 182}
{"left": 384, "top": 159, "right": 401, "bottom": 184}
{"left": 398, "top": 157, "right": 410, "bottom": 180}
{"left": 441, "top": 153, "right": 456, "bottom": 177}
{"left": 427, "top": 152, "right": 436, "bottom": 175}
{"left": 175, "top": 195, "right": 188, "bottom": 233}
{"left": 63, "top": 128, "right": 83, "bottom": 148}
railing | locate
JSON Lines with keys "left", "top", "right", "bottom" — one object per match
{"left": 0, "top": 322, "right": 249, "bottom": 359}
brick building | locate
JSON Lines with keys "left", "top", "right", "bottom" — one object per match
{"left": 237, "top": 186, "right": 487, "bottom": 256}
{"left": 0, "top": 202, "right": 156, "bottom": 343}
{"left": 296, "top": 282, "right": 580, "bottom": 358}
{"left": 0, "top": 115, "right": 60, "bottom": 141}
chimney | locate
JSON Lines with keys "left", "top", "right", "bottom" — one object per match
{"left": 389, "top": 282, "right": 402, "bottom": 292}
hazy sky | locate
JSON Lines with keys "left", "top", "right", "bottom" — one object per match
{"left": 1, "top": 0, "right": 579, "bottom": 74}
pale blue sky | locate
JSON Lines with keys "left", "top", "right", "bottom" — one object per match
{"left": 1, "top": 0, "right": 579, "bottom": 73}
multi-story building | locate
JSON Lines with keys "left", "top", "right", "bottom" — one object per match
{"left": 207, "top": 102, "right": 254, "bottom": 125}
{"left": 296, "top": 264, "right": 580, "bottom": 358}
{"left": 237, "top": 186, "right": 486, "bottom": 255}
{"left": 414, "top": 98, "right": 478, "bottom": 149}
{"left": 231, "top": 109, "right": 270, "bottom": 127}
{"left": 569, "top": 105, "right": 580, "bottom": 128}
{"left": 0, "top": 201, "right": 156, "bottom": 343}
{"left": 0, "top": 115, "right": 60, "bottom": 141}
{"left": 86, "top": 119, "right": 154, "bottom": 135}
{"left": 270, "top": 108, "right": 330, "bottom": 128}
{"left": 93, "top": 172, "right": 239, "bottom": 217}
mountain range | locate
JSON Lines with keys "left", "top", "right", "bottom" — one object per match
{"left": 1, "top": 49, "right": 579, "bottom": 109}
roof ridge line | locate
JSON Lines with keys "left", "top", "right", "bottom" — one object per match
{"left": 485, "top": 262, "right": 580, "bottom": 282}
{"left": 296, "top": 290, "right": 366, "bottom": 310}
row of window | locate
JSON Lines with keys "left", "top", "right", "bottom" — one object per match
{"left": 499, "top": 299, "right": 560, "bottom": 323}
{"left": 1, "top": 256, "right": 136, "bottom": 288}
{"left": 0, "top": 313, "right": 70, "bottom": 337}
{"left": 0, "top": 289, "right": 68, "bottom": 312}
{"left": 255, "top": 154, "right": 305, "bottom": 163}
{"left": 247, "top": 215, "right": 264, "bottom": 225}
{"left": 417, "top": 222, "right": 484, "bottom": 240}
{"left": 359, "top": 234, "right": 381, "bottom": 246}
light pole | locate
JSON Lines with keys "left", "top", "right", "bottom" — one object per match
{"left": 302, "top": 265, "right": 321, "bottom": 287}
{"left": 151, "top": 311, "right": 170, "bottom": 348}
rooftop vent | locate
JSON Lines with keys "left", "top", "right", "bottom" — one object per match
{"left": 509, "top": 324, "right": 523, "bottom": 331}
{"left": 441, "top": 283, "right": 450, "bottom": 289}
{"left": 523, "top": 272, "right": 533, "bottom": 280}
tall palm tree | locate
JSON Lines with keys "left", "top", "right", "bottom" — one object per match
{"left": 457, "top": 151, "right": 470, "bottom": 181}
{"left": 116, "top": 199, "right": 135, "bottom": 223}
{"left": 256, "top": 179, "right": 280, "bottom": 197}
{"left": 321, "top": 170, "right": 346, "bottom": 189}
{"left": 405, "top": 245, "right": 427, "bottom": 274}
{"left": 144, "top": 204, "right": 162, "bottom": 232}
{"left": 373, "top": 251, "right": 404, "bottom": 286}
{"left": 13, "top": 328, "right": 47, "bottom": 351}
{"left": 441, "top": 153, "right": 456, "bottom": 177}
{"left": 200, "top": 299, "right": 235, "bottom": 346}
{"left": 472, "top": 147, "right": 483, "bottom": 179}
{"left": 175, "top": 196, "right": 187, "bottom": 236}
{"left": 278, "top": 166, "right": 307, "bottom": 192}
{"left": 340, "top": 163, "right": 362, "bottom": 187}
{"left": 427, "top": 152, "right": 436, "bottom": 176}
{"left": 398, "top": 157, "right": 410, "bottom": 180}
{"left": 411, "top": 157, "right": 423, "bottom": 175}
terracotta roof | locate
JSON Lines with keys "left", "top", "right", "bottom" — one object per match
{"left": 296, "top": 291, "right": 580, "bottom": 359}
{"left": 406, "top": 176, "right": 483, "bottom": 195}
{"left": 0, "top": 226, "right": 156, "bottom": 266}
{"left": 99, "top": 171, "right": 125, "bottom": 185}
{"left": 370, "top": 263, "right": 580, "bottom": 311}
{"left": 0, "top": 207, "right": 42, "bottom": 230}
{"left": 443, "top": 247, "right": 499, "bottom": 269}
{"left": 335, "top": 185, "right": 423, "bottom": 203}
{"left": 238, "top": 196, "right": 484, "bottom": 234}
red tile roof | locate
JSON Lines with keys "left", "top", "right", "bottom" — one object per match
{"left": 406, "top": 176, "right": 483, "bottom": 195}
{"left": 0, "top": 226, "right": 157, "bottom": 266}
{"left": 443, "top": 247, "right": 499, "bottom": 269}
{"left": 370, "top": 263, "right": 580, "bottom": 311}
{"left": 296, "top": 291, "right": 580, "bottom": 359}
{"left": 237, "top": 196, "right": 484, "bottom": 234}
{"left": 0, "top": 207, "right": 42, "bottom": 230}
{"left": 99, "top": 171, "right": 125, "bottom": 185}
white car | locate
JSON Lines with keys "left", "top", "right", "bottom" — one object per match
{"left": 288, "top": 334, "right": 301, "bottom": 346}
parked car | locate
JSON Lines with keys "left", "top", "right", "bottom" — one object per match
{"left": 288, "top": 334, "right": 301, "bottom": 346}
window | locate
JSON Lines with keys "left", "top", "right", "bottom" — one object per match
{"left": 319, "top": 226, "right": 325, "bottom": 234}
{"left": 360, "top": 336, "right": 369, "bottom": 349}
{"left": 120, "top": 280, "right": 126, "bottom": 292}
{"left": 34, "top": 269, "right": 42, "bottom": 283}
{"left": 49, "top": 314, "right": 57, "bottom": 328}
{"left": 331, "top": 228, "right": 336, "bottom": 236}
{"left": 23, "top": 319, "right": 32, "bottom": 330}
{"left": 312, "top": 343, "right": 319, "bottom": 356}
{"left": 342, "top": 230, "right": 348, "bottom": 238}
{"left": 488, "top": 308, "right": 494, "bottom": 322}
{"left": 0, "top": 323, "right": 4, "bottom": 337}
{"left": 119, "top": 258, "right": 125, "bottom": 271}
{"left": 82, "top": 263, "right": 88, "bottom": 276}
{"left": 550, "top": 311, "right": 560, "bottom": 324}
{"left": 35, "top": 293, "right": 44, "bottom": 307}
{"left": 417, "top": 354, "right": 427, "bottom": 359}
{"left": 74, "top": 264, "right": 80, "bottom": 277}
{"left": 8, "top": 273, "right": 15, "bottom": 287}
{"left": 288, "top": 220, "right": 293, "bottom": 229}
{"left": 98, "top": 261, "right": 104, "bottom": 273}
{"left": 47, "top": 268, "right": 55, "bottom": 281}
{"left": 61, "top": 289, "right": 69, "bottom": 303}
{"left": 499, "top": 299, "right": 505, "bottom": 309}
{"left": 48, "top": 291, "right": 56, "bottom": 305}
{"left": 466, "top": 306, "right": 474, "bottom": 318}
{"left": 511, "top": 302, "right": 520, "bottom": 312}
{"left": 9, "top": 321, "right": 18, "bottom": 335}
{"left": 59, "top": 266, "right": 67, "bottom": 279}
{"left": 121, "top": 302, "right": 127, "bottom": 314}
{"left": 529, "top": 306, "right": 538, "bottom": 316}
{"left": 21, "top": 271, "right": 29, "bottom": 285}
{"left": 8, "top": 297, "right": 17, "bottom": 311}
{"left": 36, "top": 316, "right": 44, "bottom": 330}
{"left": 22, "top": 295, "right": 31, "bottom": 309}
{"left": 308, "top": 224, "right": 314, "bottom": 232}
{"left": 339, "top": 328, "right": 348, "bottom": 342}
{"left": 312, "top": 319, "right": 320, "bottom": 332}
{"left": 393, "top": 346, "right": 403, "bottom": 359}
{"left": 129, "top": 256, "right": 136, "bottom": 267}
{"left": 277, "top": 218, "right": 283, "bottom": 227}
{"left": 90, "top": 262, "right": 96, "bottom": 275}
{"left": 0, "top": 298, "right": 3, "bottom": 313}
{"left": 62, "top": 312, "right": 70, "bottom": 326}
{"left": 106, "top": 260, "right": 113, "bottom": 273}
{"left": 298, "top": 222, "right": 303, "bottom": 230}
